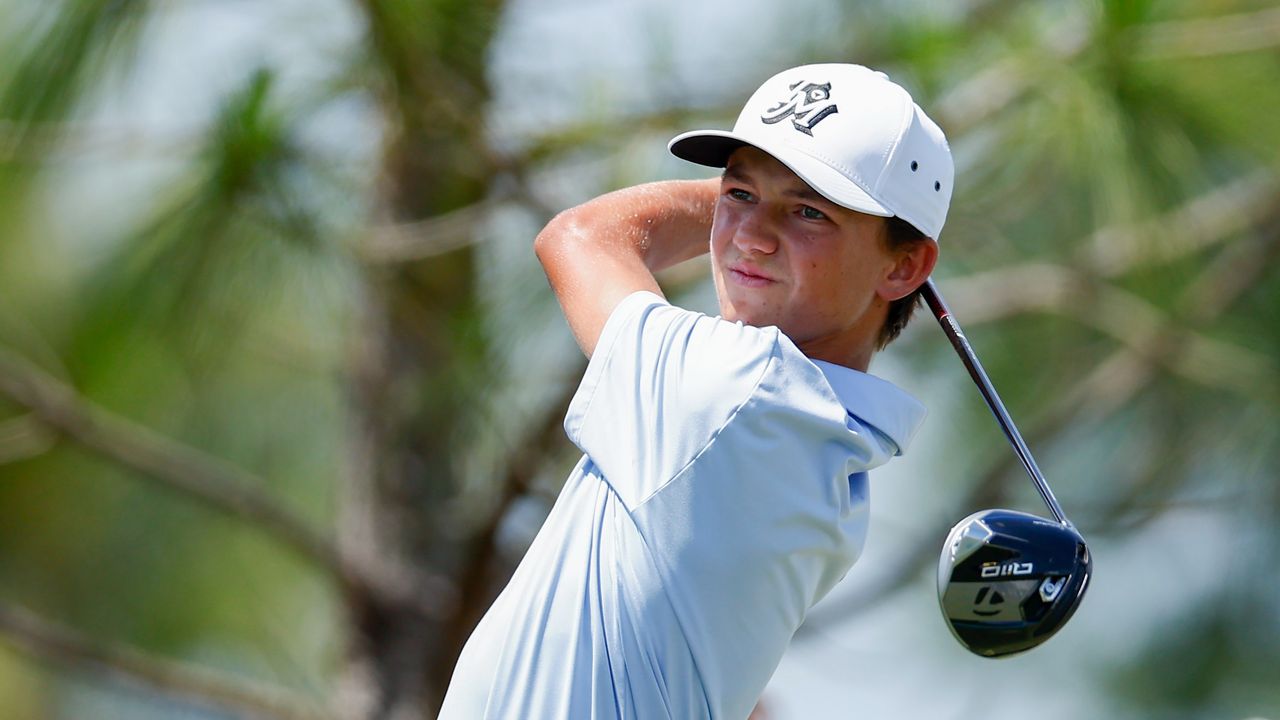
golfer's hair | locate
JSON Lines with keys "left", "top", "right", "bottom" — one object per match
{"left": 878, "top": 216, "right": 929, "bottom": 349}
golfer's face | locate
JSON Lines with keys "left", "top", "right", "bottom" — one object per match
{"left": 711, "top": 147, "right": 896, "bottom": 358}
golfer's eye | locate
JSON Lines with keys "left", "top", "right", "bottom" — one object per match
{"left": 799, "top": 205, "right": 828, "bottom": 221}
{"left": 727, "top": 188, "right": 753, "bottom": 202}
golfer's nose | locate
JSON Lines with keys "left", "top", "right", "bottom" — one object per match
{"left": 733, "top": 209, "right": 780, "bottom": 255}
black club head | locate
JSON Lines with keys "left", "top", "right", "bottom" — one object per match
{"left": 937, "top": 508, "right": 1091, "bottom": 658}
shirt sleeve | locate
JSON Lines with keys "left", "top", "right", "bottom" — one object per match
{"left": 564, "top": 290, "right": 780, "bottom": 509}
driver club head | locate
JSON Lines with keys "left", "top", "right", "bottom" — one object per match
{"left": 937, "top": 508, "right": 1091, "bottom": 658}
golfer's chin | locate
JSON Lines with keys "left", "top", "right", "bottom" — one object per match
{"left": 714, "top": 271, "right": 785, "bottom": 327}
{"left": 717, "top": 295, "right": 782, "bottom": 330}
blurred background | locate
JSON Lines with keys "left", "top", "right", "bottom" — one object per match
{"left": 1, "top": 0, "right": 1278, "bottom": 717}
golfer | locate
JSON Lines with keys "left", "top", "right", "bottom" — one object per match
{"left": 440, "top": 62, "right": 953, "bottom": 719}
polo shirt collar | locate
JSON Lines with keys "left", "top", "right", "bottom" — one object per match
{"left": 811, "top": 360, "right": 927, "bottom": 455}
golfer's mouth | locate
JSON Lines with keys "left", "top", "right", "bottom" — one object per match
{"left": 727, "top": 263, "right": 776, "bottom": 288}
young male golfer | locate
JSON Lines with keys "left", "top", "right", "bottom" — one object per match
{"left": 440, "top": 62, "right": 953, "bottom": 719}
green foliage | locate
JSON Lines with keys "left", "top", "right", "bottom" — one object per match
{"left": 0, "top": 0, "right": 151, "bottom": 131}
{"left": 0, "top": 2, "right": 353, "bottom": 713}
{"left": 1109, "top": 588, "right": 1280, "bottom": 718}
{"left": 69, "top": 68, "right": 330, "bottom": 371}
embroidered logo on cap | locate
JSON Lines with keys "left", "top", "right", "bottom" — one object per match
{"left": 760, "top": 80, "right": 839, "bottom": 136}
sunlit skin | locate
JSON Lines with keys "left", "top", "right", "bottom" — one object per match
{"left": 710, "top": 146, "right": 937, "bottom": 371}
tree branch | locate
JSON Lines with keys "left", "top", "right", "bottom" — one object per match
{"left": 0, "top": 346, "right": 341, "bottom": 569}
{"left": 0, "top": 119, "right": 198, "bottom": 162}
{"left": 0, "top": 413, "right": 55, "bottom": 465}
{"left": 0, "top": 602, "right": 331, "bottom": 720}
{"left": 1137, "top": 6, "right": 1280, "bottom": 59}
{"left": 1078, "top": 170, "right": 1277, "bottom": 277}
{"left": 359, "top": 197, "right": 502, "bottom": 263}
{"left": 0, "top": 346, "right": 455, "bottom": 622}
{"left": 938, "top": 264, "right": 1275, "bottom": 399}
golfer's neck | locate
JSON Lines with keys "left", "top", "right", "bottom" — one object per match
{"left": 796, "top": 334, "right": 877, "bottom": 373}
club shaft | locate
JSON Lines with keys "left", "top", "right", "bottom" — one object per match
{"left": 921, "top": 279, "right": 1070, "bottom": 526}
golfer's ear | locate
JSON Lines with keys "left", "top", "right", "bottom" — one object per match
{"left": 878, "top": 237, "right": 938, "bottom": 302}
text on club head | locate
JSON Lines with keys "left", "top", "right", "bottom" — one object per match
{"left": 980, "top": 561, "right": 1033, "bottom": 578}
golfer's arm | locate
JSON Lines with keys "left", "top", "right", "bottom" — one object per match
{"left": 535, "top": 178, "right": 718, "bottom": 356}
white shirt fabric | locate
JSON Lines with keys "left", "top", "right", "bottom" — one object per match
{"left": 440, "top": 291, "right": 926, "bottom": 719}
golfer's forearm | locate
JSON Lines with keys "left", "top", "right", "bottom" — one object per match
{"left": 534, "top": 179, "right": 718, "bottom": 274}
{"left": 534, "top": 178, "right": 718, "bottom": 356}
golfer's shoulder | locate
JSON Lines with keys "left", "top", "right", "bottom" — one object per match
{"left": 596, "top": 290, "right": 783, "bottom": 416}
{"left": 605, "top": 291, "right": 782, "bottom": 375}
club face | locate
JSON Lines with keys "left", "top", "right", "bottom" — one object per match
{"left": 937, "top": 509, "right": 1091, "bottom": 658}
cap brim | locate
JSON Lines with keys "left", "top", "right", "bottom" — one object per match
{"left": 668, "top": 129, "right": 893, "bottom": 218}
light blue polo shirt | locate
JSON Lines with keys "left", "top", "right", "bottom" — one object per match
{"left": 440, "top": 291, "right": 925, "bottom": 719}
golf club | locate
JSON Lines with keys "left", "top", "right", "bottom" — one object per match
{"left": 922, "top": 278, "right": 1091, "bottom": 658}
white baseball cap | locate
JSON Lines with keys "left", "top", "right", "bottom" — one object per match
{"left": 669, "top": 63, "right": 954, "bottom": 239}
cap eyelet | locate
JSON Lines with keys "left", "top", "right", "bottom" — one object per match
{"left": 934, "top": 181, "right": 941, "bottom": 191}
{"left": 910, "top": 161, "right": 919, "bottom": 172}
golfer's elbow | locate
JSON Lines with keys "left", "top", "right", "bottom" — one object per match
{"left": 535, "top": 202, "right": 638, "bottom": 281}
{"left": 533, "top": 207, "right": 584, "bottom": 272}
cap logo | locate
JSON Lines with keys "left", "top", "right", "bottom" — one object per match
{"left": 760, "top": 80, "right": 839, "bottom": 136}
